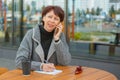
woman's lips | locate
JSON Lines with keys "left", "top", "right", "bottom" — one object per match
{"left": 48, "top": 24, "right": 54, "bottom": 27}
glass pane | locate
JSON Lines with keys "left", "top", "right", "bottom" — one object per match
{"left": 0, "top": 0, "right": 13, "bottom": 46}
{"left": 68, "top": 0, "right": 120, "bottom": 60}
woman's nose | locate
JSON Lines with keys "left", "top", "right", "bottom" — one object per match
{"left": 50, "top": 18, "right": 55, "bottom": 23}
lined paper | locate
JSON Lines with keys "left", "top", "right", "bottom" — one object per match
{"left": 35, "top": 69, "right": 62, "bottom": 75}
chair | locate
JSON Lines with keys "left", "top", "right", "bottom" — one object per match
{"left": 0, "top": 67, "right": 9, "bottom": 75}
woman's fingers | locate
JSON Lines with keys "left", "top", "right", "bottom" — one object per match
{"left": 49, "top": 63, "right": 55, "bottom": 69}
{"left": 42, "top": 63, "right": 55, "bottom": 72}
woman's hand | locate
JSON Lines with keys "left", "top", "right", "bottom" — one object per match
{"left": 42, "top": 63, "right": 55, "bottom": 72}
{"left": 54, "top": 23, "right": 63, "bottom": 41}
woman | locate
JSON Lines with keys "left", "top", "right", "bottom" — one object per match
{"left": 15, "top": 6, "right": 71, "bottom": 72}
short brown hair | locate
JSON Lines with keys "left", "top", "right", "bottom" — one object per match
{"left": 42, "top": 6, "right": 64, "bottom": 22}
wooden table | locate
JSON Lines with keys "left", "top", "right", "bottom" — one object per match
{"left": 0, "top": 66, "right": 118, "bottom": 80}
{"left": 0, "top": 67, "right": 9, "bottom": 75}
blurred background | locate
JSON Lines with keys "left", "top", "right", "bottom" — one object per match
{"left": 0, "top": 0, "right": 120, "bottom": 62}
{"left": 0, "top": 0, "right": 120, "bottom": 79}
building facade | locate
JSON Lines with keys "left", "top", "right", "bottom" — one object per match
{"left": 0, "top": 0, "right": 120, "bottom": 62}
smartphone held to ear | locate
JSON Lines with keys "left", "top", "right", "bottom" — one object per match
{"left": 54, "top": 23, "right": 62, "bottom": 35}
{"left": 54, "top": 23, "right": 63, "bottom": 40}
{"left": 54, "top": 27, "right": 59, "bottom": 35}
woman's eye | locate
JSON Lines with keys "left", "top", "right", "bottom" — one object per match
{"left": 54, "top": 18, "right": 59, "bottom": 21}
{"left": 48, "top": 16, "right": 52, "bottom": 18}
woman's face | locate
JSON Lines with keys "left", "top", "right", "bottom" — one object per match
{"left": 42, "top": 10, "right": 61, "bottom": 32}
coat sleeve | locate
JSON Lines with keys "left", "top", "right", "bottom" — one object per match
{"left": 54, "top": 33, "right": 71, "bottom": 65}
{"left": 15, "top": 30, "right": 42, "bottom": 71}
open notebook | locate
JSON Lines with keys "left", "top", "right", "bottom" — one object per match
{"left": 35, "top": 69, "right": 62, "bottom": 75}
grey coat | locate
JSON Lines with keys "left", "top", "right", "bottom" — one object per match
{"left": 15, "top": 25, "right": 71, "bottom": 70}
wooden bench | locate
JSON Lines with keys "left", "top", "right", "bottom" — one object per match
{"left": 90, "top": 42, "right": 120, "bottom": 56}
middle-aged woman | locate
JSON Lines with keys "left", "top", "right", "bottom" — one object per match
{"left": 15, "top": 6, "right": 71, "bottom": 72}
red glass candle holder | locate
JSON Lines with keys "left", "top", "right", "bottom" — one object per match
{"left": 75, "top": 66, "right": 82, "bottom": 74}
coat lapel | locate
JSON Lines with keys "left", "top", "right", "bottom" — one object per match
{"left": 47, "top": 39, "right": 55, "bottom": 61}
{"left": 35, "top": 44, "right": 44, "bottom": 62}
{"left": 32, "top": 25, "right": 44, "bottom": 62}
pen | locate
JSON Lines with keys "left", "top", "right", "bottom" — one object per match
{"left": 44, "top": 60, "right": 48, "bottom": 63}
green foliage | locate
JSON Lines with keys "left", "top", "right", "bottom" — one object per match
{"left": 8, "top": 2, "right": 12, "bottom": 10}
{"left": 96, "top": 7, "right": 102, "bottom": 15}
{"left": 91, "top": 8, "right": 95, "bottom": 15}
{"left": 109, "top": 5, "right": 115, "bottom": 17}
{"left": 26, "top": 4, "right": 30, "bottom": 11}
{"left": 80, "top": 33, "right": 92, "bottom": 41}
{"left": 86, "top": 8, "right": 90, "bottom": 14}
{"left": 99, "top": 38, "right": 109, "bottom": 42}
{"left": 76, "top": 8, "right": 81, "bottom": 17}
{"left": 73, "top": 32, "right": 111, "bottom": 42}
{"left": 74, "top": 32, "right": 81, "bottom": 40}
{"left": 116, "top": 8, "right": 120, "bottom": 14}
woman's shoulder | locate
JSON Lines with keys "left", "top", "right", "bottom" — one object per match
{"left": 26, "top": 29, "right": 33, "bottom": 36}
{"left": 27, "top": 24, "right": 39, "bottom": 34}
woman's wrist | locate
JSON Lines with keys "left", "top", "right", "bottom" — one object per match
{"left": 55, "top": 39, "right": 59, "bottom": 42}
{"left": 54, "top": 36, "right": 59, "bottom": 42}
{"left": 54, "top": 37, "right": 59, "bottom": 41}
{"left": 40, "top": 63, "right": 44, "bottom": 70}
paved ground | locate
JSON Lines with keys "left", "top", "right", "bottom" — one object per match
{"left": 0, "top": 58, "right": 16, "bottom": 70}
{"left": 0, "top": 47, "right": 120, "bottom": 80}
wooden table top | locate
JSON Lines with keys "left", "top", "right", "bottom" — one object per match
{"left": 0, "top": 66, "right": 118, "bottom": 80}
{"left": 0, "top": 67, "right": 9, "bottom": 75}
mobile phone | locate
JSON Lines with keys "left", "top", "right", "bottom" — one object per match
{"left": 54, "top": 23, "right": 61, "bottom": 35}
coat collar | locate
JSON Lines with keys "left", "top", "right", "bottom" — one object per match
{"left": 33, "top": 25, "right": 41, "bottom": 44}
